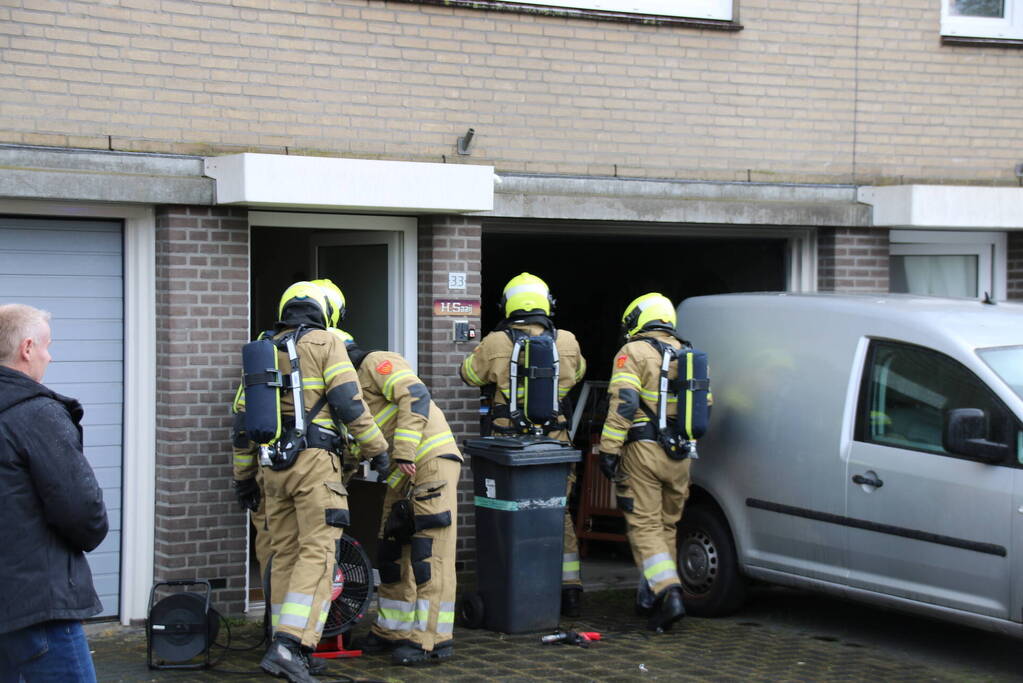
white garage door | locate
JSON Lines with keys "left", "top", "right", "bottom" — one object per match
{"left": 0, "top": 216, "right": 123, "bottom": 619}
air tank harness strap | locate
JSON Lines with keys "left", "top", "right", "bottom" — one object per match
{"left": 629, "top": 337, "right": 693, "bottom": 461}
{"left": 489, "top": 401, "right": 568, "bottom": 435}
{"left": 244, "top": 371, "right": 295, "bottom": 391}
{"left": 626, "top": 422, "right": 658, "bottom": 443}
{"left": 265, "top": 394, "right": 333, "bottom": 471}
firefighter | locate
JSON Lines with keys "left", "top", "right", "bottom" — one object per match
{"left": 598, "top": 293, "right": 689, "bottom": 633}
{"left": 331, "top": 330, "right": 462, "bottom": 666}
{"left": 458, "top": 272, "right": 587, "bottom": 616}
{"left": 230, "top": 279, "right": 350, "bottom": 636}
{"left": 234, "top": 281, "right": 389, "bottom": 683}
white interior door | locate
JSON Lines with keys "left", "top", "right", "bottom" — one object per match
{"left": 311, "top": 231, "right": 399, "bottom": 354}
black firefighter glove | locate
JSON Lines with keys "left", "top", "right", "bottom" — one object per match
{"left": 598, "top": 452, "right": 620, "bottom": 481}
{"left": 233, "top": 477, "right": 261, "bottom": 512}
{"left": 370, "top": 451, "right": 391, "bottom": 476}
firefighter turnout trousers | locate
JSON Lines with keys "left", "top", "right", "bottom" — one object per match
{"left": 372, "top": 456, "right": 460, "bottom": 652}
{"left": 250, "top": 468, "right": 273, "bottom": 583}
{"left": 548, "top": 427, "right": 581, "bottom": 589}
{"left": 614, "top": 440, "right": 691, "bottom": 597}
{"left": 262, "top": 447, "right": 349, "bottom": 648}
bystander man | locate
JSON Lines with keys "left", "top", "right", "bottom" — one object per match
{"left": 0, "top": 304, "right": 109, "bottom": 681}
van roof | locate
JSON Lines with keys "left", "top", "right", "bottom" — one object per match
{"left": 679, "top": 292, "right": 1023, "bottom": 350}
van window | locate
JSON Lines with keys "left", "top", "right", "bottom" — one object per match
{"left": 978, "top": 345, "right": 1023, "bottom": 400}
{"left": 857, "top": 341, "right": 1015, "bottom": 460}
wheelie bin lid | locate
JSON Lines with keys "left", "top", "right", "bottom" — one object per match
{"left": 463, "top": 436, "right": 581, "bottom": 466}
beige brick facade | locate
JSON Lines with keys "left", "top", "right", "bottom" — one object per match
{"left": 2, "top": 0, "right": 1021, "bottom": 184}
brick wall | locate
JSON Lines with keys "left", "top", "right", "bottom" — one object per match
{"left": 154, "top": 205, "right": 250, "bottom": 615}
{"left": 417, "top": 215, "right": 483, "bottom": 571}
{"left": 817, "top": 227, "right": 889, "bottom": 293}
{"left": 1008, "top": 232, "right": 1023, "bottom": 301}
{"left": 2, "top": 0, "right": 1023, "bottom": 186}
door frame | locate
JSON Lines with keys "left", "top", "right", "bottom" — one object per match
{"left": 248, "top": 212, "right": 418, "bottom": 368}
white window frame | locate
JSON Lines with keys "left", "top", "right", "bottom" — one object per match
{"left": 941, "top": 0, "right": 1023, "bottom": 40}
{"left": 509, "top": 0, "right": 731, "bottom": 20}
{"left": 889, "top": 229, "right": 1007, "bottom": 300}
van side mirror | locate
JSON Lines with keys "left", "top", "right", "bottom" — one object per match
{"left": 943, "top": 408, "right": 1009, "bottom": 464}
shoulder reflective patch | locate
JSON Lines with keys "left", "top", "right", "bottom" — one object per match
{"left": 376, "top": 360, "right": 393, "bottom": 375}
{"left": 616, "top": 355, "right": 628, "bottom": 368}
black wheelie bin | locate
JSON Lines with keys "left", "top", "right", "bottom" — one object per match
{"left": 459, "top": 436, "right": 581, "bottom": 634}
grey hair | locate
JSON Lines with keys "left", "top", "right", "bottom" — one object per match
{"left": 0, "top": 304, "right": 52, "bottom": 365}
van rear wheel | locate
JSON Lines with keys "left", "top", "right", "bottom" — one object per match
{"left": 677, "top": 504, "right": 746, "bottom": 616}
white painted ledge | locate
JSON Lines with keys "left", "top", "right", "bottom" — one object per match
{"left": 858, "top": 185, "right": 1023, "bottom": 229}
{"left": 204, "top": 153, "right": 494, "bottom": 213}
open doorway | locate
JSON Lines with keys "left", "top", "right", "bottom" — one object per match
{"left": 243, "top": 212, "right": 416, "bottom": 610}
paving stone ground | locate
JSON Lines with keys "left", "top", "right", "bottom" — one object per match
{"left": 88, "top": 589, "right": 1014, "bottom": 683}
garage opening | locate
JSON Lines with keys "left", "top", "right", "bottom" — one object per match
{"left": 481, "top": 223, "right": 790, "bottom": 562}
{"left": 481, "top": 227, "right": 789, "bottom": 378}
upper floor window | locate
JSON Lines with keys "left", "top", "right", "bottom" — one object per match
{"left": 504, "top": 0, "right": 731, "bottom": 20}
{"left": 942, "top": 0, "right": 1023, "bottom": 40}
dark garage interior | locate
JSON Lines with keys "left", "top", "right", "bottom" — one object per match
{"left": 480, "top": 227, "right": 789, "bottom": 381}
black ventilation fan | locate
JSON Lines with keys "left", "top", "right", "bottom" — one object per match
{"left": 263, "top": 533, "right": 374, "bottom": 644}
{"left": 146, "top": 580, "right": 221, "bottom": 670}
{"left": 325, "top": 534, "right": 374, "bottom": 638}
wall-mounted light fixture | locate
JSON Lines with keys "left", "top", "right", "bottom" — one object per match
{"left": 457, "top": 128, "right": 475, "bottom": 156}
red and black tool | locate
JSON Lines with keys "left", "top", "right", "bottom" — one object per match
{"left": 540, "top": 630, "right": 602, "bottom": 648}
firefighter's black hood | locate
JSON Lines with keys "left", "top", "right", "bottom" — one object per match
{"left": 494, "top": 314, "right": 555, "bottom": 333}
{"left": 275, "top": 300, "right": 327, "bottom": 332}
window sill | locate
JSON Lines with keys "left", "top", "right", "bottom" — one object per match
{"left": 390, "top": 0, "right": 744, "bottom": 29}
{"left": 942, "top": 35, "right": 1023, "bottom": 48}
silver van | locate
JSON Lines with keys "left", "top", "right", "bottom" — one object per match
{"left": 674, "top": 293, "right": 1023, "bottom": 638}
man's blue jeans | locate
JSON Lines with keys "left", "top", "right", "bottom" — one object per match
{"left": 0, "top": 620, "right": 97, "bottom": 682}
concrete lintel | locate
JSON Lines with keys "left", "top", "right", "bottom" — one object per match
{"left": 205, "top": 153, "right": 494, "bottom": 213}
{"left": 490, "top": 174, "right": 868, "bottom": 226}
{"left": 0, "top": 146, "right": 213, "bottom": 205}
{"left": 859, "top": 184, "right": 1023, "bottom": 229}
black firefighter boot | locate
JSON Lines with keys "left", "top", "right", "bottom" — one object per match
{"left": 302, "top": 646, "right": 327, "bottom": 676}
{"left": 647, "top": 586, "right": 685, "bottom": 632}
{"left": 561, "top": 586, "right": 583, "bottom": 618}
{"left": 260, "top": 633, "right": 317, "bottom": 683}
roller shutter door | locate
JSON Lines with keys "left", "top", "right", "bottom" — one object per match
{"left": 0, "top": 216, "right": 123, "bottom": 619}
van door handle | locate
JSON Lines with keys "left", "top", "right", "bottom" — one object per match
{"left": 852, "top": 473, "right": 884, "bottom": 488}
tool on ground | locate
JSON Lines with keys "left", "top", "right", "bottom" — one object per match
{"left": 540, "top": 630, "right": 602, "bottom": 647}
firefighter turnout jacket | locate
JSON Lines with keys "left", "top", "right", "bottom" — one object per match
{"left": 459, "top": 321, "right": 586, "bottom": 434}
{"left": 353, "top": 350, "right": 462, "bottom": 653}
{"left": 232, "top": 327, "right": 386, "bottom": 481}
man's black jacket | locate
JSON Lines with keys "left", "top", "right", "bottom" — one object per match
{"left": 0, "top": 365, "right": 109, "bottom": 634}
